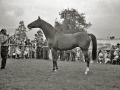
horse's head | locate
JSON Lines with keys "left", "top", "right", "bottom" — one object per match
{"left": 27, "top": 16, "right": 41, "bottom": 29}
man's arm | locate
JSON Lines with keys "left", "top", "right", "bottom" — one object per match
{"left": 1, "top": 35, "right": 13, "bottom": 45}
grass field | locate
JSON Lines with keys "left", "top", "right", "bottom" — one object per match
{"left": 0, "top": 59, "right": 120, "bottom": 90}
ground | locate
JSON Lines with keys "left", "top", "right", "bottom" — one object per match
{"left": 0, "top": 59, "right": 120, "bottom": 90}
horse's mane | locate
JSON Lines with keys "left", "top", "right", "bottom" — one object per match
{"left": 42, "top": 19, "right": 64, "bottom": 35}
{"left": 41, "top": 19, "right": 54, "bottom": 29}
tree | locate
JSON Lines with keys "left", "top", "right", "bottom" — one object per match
{"left": 14, "top": 21, "right": 27, "bottom": 44}
{"left": 55, "top": 8, "right": 92, "bottom": 34}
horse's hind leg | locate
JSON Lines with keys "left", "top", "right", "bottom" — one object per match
{"left": 51, "top": 48, "right": 58, "bottom": 72}
{"left": 82, "top": 49, "right": 90, "bottom": 74}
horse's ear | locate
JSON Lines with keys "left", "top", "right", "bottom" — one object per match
{"left": 38, "top": 16, "right": 41, "bottom": 20}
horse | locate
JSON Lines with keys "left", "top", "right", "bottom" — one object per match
{"left": 28, "top": 16, "right": 97, "bottom": 74}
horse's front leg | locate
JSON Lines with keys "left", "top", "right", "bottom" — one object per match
{"left": 83, "top": 50, "right": 90, "bottom": 74}
{"left": 51, "top": 48, "right": 58, "bottom": 72}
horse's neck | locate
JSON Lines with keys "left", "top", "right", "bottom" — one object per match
{"left": 40, "top": 20, "right": 56, "bottom": 39}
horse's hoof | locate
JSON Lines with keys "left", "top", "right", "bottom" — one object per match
{"left": 86, "top": 67, "right": 89, "bottom": 72}
{"left": 52, "top": 69, "right": 57, "bottom": 72}
{"left": 87, "top": 68, "right": 89, "bottom": 72}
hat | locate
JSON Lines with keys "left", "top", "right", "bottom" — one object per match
{"left": 1, "top": 29, "right": 6, "bottom": 32}
{"left": 117, "top": 43, "right": 120, "bottom": 45}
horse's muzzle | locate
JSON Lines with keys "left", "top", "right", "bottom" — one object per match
{"left": 27, "top": 25, "right": 32, "bottom": 30}
{"left": 28, "top": 27, "right": 31, "bottom": 30}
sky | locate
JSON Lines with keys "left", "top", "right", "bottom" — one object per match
{"left": 0, "top": 0, "right": 120, "bottom": 40}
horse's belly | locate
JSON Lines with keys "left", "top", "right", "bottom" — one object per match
{"left": 56, "top": 38, "right": 77, "bottom": 50}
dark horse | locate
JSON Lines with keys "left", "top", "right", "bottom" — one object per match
{"left": 28, "top": 16, "right": 97, "bottom": 74}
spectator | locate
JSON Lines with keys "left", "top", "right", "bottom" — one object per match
{"left": 65, "top": 50, "right": 70, "bottom": 61}
{"left": 12, "top": 51, "right": 16, "bottom": 58}
{"left": 71, "top": 49, "right": 76, "bottom": 61}
{"left": 98, "top": 50, "right": 104, "bottom": 64}
{"left": 112, "top": 54, "right": 119, "bottom": 64}
{"left": 24, "top": 47, "right": 29, "bottom": 59}
{"left": 16, "top": 46, "right": 21, "bottom": 58}
{"left": 117, "top": 51, "right": 120, "bottom": 65}
{"left": 110, "top": 45, "right": 115, "bottom": 64}
{"left": 76, "top": 49, "right": 80, "bottom": 60}
{"left": 105, "top": 51, "right": 111, "bottom": 64}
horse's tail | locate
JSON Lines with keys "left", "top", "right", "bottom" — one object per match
{"left": 88, "top": 34, "right": 97, "bottom": 60}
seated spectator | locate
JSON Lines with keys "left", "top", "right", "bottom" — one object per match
{"left": 112, "top": 48, "right": 119, "bottom": 64}
{"left": 105, "top": 51, "right": 111, "bottom": 64}
{"left": 117, "top": 51, "right": 120, "bottom": 65}
{"left": 98, "top": 50, "right": 104, "bottom": 64}
{"left": 112, "top": 51, "right": 119, "bottom": 64}
{"left": 12, "top": 51, "right": 16, "bottom": 58}
{"left": 16, "top": 46, "right": 21, "bottom": 59}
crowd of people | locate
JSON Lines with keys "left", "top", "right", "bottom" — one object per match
{"left": 8, "top": 44, "right": 84, "bottom": 62}
{"left": 7, "top": 38, "right": 120, "bottom": 66}
{"left": 98, "top": 43, "right": 120, "bottom": 65}
{"left": 8, "top": 39, "right": 49, "bottom": 59}
{"left": 54, "top": 48, "right": 84, "bottom": 62}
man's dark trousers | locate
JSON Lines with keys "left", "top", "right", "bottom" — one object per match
{"left": 1, "top": 46, "right": 8, "bottom": 69}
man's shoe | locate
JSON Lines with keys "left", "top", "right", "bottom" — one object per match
{"left": 1, "top": 67, "right": 5, "bottom": 71}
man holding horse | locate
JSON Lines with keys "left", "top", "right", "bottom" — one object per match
{"left": 0, "top": 29, "right": 12, "bottom": 70}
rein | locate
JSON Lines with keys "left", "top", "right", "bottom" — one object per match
{"left": 9, "top": 29, "right": 31, "bottom": 38}
{"left": 25, "top": 29, "right": 31, "bottom": 32}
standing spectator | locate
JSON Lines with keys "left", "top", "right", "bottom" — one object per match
{"left": 110, "top": 45, "right": 115, "bottom": 64}
{"left": 0, "top": 29, "right": 12, "bottom": 70}
{"left": 43, "top": 46, "right": 49, "bottom": 59}
{"left": 24, "top": 47, "right": 28, "bottom": 59}
{"left": 25, "top": 39, "right": 31, "bottom": 45}
{"left": 36, "top": 38, "right": 43, "bottom": 59}
{"left": 76, "top": 49, "right": 80, "bottom": 60}
{"left": 71, "top": 49, "right": 76, "bottom": 61}
{"left": 42, "top": 40, "right": 49, "bottom": 59}
{"left": 65, "top": 50, "right": 70, "bottom": 61}
{"left": 49, "top": 49, "right": 52, "bottom": 60}
{"left": 59, "top": 51, "right": 64, "bottom": 61}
